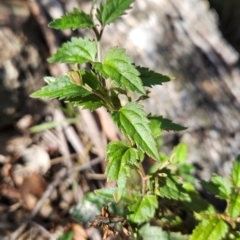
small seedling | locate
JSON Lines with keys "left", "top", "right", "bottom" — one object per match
{"left": 31, "top": 1, "right": 240, "bottom": 239}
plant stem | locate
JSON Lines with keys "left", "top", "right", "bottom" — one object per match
{"left": 90, "top": 0, "right": 96, "bottom": 16}
{"left": 92, "top": 90, "right": 115, "bottom": 112}
{"left": 138, "top": 162, "right": 147, "bottom": 195}
{"left": 93, "top": 26, "right": 106, "bottom": 88}
{"left": 97, "top": 38, "right": 101, "bottom": 62}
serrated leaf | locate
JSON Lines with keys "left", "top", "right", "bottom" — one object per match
{"left": 227, "top": 192, "right": 240, "bottom": 218}
{"left": 183, "top": 191, "right": 209, "bottom": 212}
{"left": 48, "top": 37, "right": 96, "bottom": 64}
{"left": 71, "top": 94, "right": 106, "bottom": 110}
{"left": 31, "top": 75, "right": 90, "bottom": 99}
{"left": 94, "top": 187, "right": 139, "bottom": 204}
{"left": 231, "top": 155, "right": 240, "bottom": 187}
{"left": 182, "top": 185, "right": 210, "bottom": 213}
{"left": 157, "top": 174, "right": 190, "bottom": 201}
{"left": 97, "top": 0, "right": 134, "bottom": 25}
{"left": 44, "top": 76, "right": 55, "bottom": 84}
{"left": 137, "top": 66, "right": 173, "bottom": 87}
{"left": 95, "top": 187, "right": 118, "bottom": 201}
{"left": 49, "top": 8, "right": 94, "bottom": 30}
{"left": 201, "top": 174, "right": 231, "bottom": 200}
{"left": 149, "top": 115, "right": 187, "bottom": 132}
{"left": 190, "top": 218, "right": 228, "bottom": 240}
{"left": 172, "top": 143, "right": 188, "bottom": 164}
{"left": 128, "top": 195, "right": 158, "bottom": 224}
{"left": 92, "top": 48, "right": 145, "bottom": 94}
{"left": 111, "top": 102, "right": 159, "bottom": 160}
{"left": 80, "top": 69, "right": 100, "bottom": 90}
{"left": 106, "top": 141, "right": 139, "bottom": 200}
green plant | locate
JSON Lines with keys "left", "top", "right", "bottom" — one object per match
{"left": 31, "top": 0, "right": 240, "bottom": 239}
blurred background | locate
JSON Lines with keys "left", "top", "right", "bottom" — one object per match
{"left": 1, "top": 0, "right": 240, "bottom": 239}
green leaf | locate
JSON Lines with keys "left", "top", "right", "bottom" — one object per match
{"left": 49, "top": 8, "right": 94, "bottom": 30}
{"left": 70, "top": 192, "right": 124, "bottom": 225}
{"left": 139, "top": 223, "right": 168, "bottom": 240}
{"left": 106, "top": 141, "right": 139, "bottom": 200}
{"left": 94, "top": 187, "right": 118, "bottom": 201}
{"left": 70, "top": 200, "right": 100, "bottom": 224}
{"left": 96, "top": 0, "right": 134, "bottom": 25}
{"left": 71, "top": 94, "right": 106, "bottom": 110}
{"left": 57, "top": 231, "right": 73, "bottom": 240}
{"left": 128, "top": 195, "right": 158, "bottom": 224}
{"left": 83, "top": 192, "right": 124, "bottom": 216}
{"left": 172, "top": 143, "right": 188, "bottom": 164}
{"left": 94, "top": 187, "right": 139, "bottom": 204}
{"left": 80, "top": 69, "right": 100, "bottom": 90}
{"left": 149, "top": 117, "right": 162, "bottom": 138}
{"left": 190, "top": 218, "right": 228, "bottom": 240}
{"left": 157, "top": 173, "right": 190, "bottom": 201}
{"left": 201, "top": 174, "right": 231, "bottom": 200}
{"left": 48, "top": 37, "right": 96, "bottom": 64}
{"left": 92, "top": 48, "right": 145, "bottom": 94}
{"left": 43, "top": 76, "right": 55, "bottom": 84}
{"left": 231, "top": 155, "right": 240, "bottom": 187}
{"left": 111, "top": 102, "right": 159, "bottom": 160}
{"left": 149, "top": 115, "right": 187, "bottom": 132}
{"left": 137, "top": 66, "right": 173, "bottom": 87}
{"left": 184, "top": 191, "right": 210, "bottom": 212}
{"left": 229, "top": 157, "right": 240, "bottom": 218}
{"left": 139, "top": 224, "right": 188, "bottom": 240}
{"left": 227, "top": 192, "right": 240, "bottom": 218}
{"left": 31, "top": 75, "right": 90, "bottom": 99}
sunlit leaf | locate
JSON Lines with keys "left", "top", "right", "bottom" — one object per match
{"left": 97, "top": 0, "right": 134, "bottom": 25}
{"left": 31, "top": 75, "right": 90, "bottom": 99}
{"left": 93, "top": 48, "right": 145, "bottom": 94}
{"left": 48, "top": 37, "right": 96, "bottom": 64}
{"left": 190, "top": 218, "right": 228, "bottom": 240}
{"left": 201, "top": 174, "right": 231, "bottom": 200}
{"left": 95, "top": 187, "right": 139, "bottom": 204}
{"left": 157, "top": 173, "right": 190, "bottom": 201}
{"left": 49, "top": 8, "right": 94, "bottom": 30}
{"left": 227, "top": 192, "right": 240, "bottom": 218}
{"left": 111, "top": 102, "right": 159, "bottom": 160}
{"left": 172, "top": 143, "right": 188, "bottom": 164}
{"left": 106, "top": 141, "right": 139, "bottom": 200}
{"left": 128, "top": 195, "right": 157, "bottom": 224}
{"left": 231, "top": 155, "right": 240, "bottom": 188}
